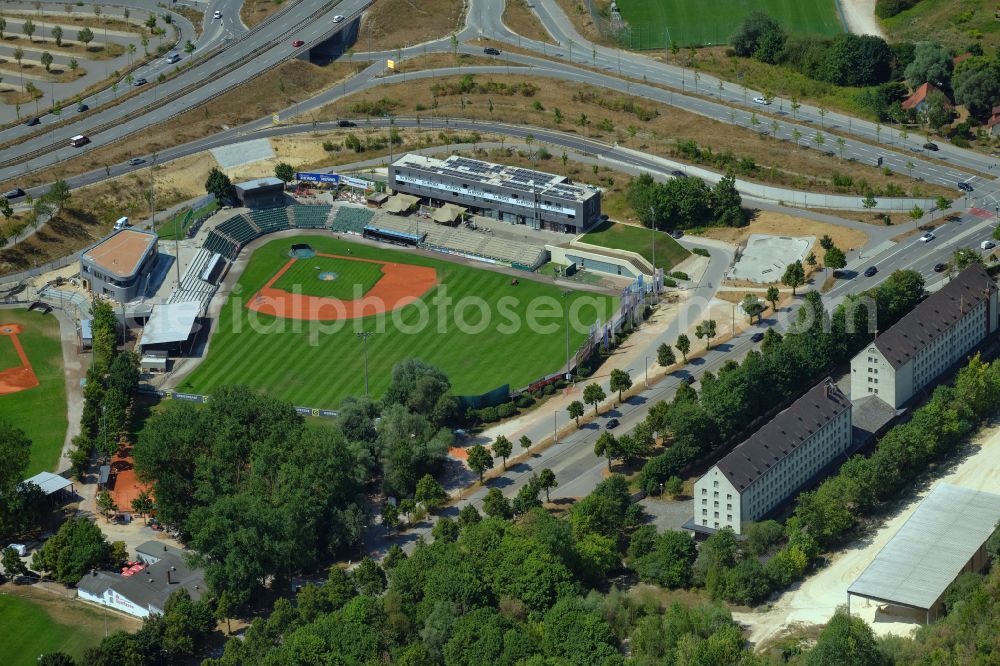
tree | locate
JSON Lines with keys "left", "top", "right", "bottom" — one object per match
{"left": 23, "top": 19, "right": 36, "bottom": 41}
{"left": 538, "top": 468, "right": 557, "bottom": 502}
{"left": 632, "top": 530, "right": 697, "bottom": 588}
{"left": 482, "top": 487, "right": 512, "bottom": 519}
{"left": 414, "top": 474, "right": 448, "bottom": 509}
{"left": 952, "top": 247, "right": 985, "bottom": 271}
{"left": 77, "top": 27, "right": 94, "bottom": 49}
{"left": 568, "top": 400, "right": 585, "bottom": 427}
{"left": 740, "top": 294, "right": 762, "bottom": 323}
{"left": 13, "top": 46, "right": 24, "bottom": 72}
{"left": 2, "top": 546, "right": 27, "bottom": 580}
{"left": 0, "top": 197, "right": 13, "bottom": 224}
{"left": 657, "top": 342, "right": 675, "bottom": 367}
{"left": 0, "top": 17, "right": 4, "bottom": 40}
{"left": 594, "top": 431, "right": 622, "bottom": 470}
{"left": 909, "top": 205, "right": 924, "bottom": 227}
{"left": 184, "top": 40, "right": 195, "bottom": 55}
{"left": 711, "top": 174, "right": 744, "bottom": 227}
{"left": 954, "top": 64, "right": 1000, "bottom": 120}
{"left": 352, "top": 557, "right": 386, "bottom": 596}
{"left": 519, "top": 435, "right": 532, "bottom": 453}
{"left": 862, "top": 191, "right": 878, "bottom": 211}
{"left": 32, "top": 517, "right": 110, "bottom": 584}
{"left": 663, "top": 476, "right": 683, "bottom": 497}
{"left": 512, "top": 475, "right": 543, "bottom": 516}
{"left": 609, "top": 368, "right": 632, "bottom": 403}
{"left": 130, "top": 490, "right": 154, "bottom": 525}
{"left": 492, "top": 435, "right": 513, "bottom": 470}
{"left": 695, "top": 319, "right": 717, "bottom": 350}
{"left": 824, "top": 246, "right": 847, "bottom": 271}
{"left": 96, "top": 490, "right": 118, "bottom": 521}
{"left": 52, "top": 25, "right": 63, "bottom": 47}
{"left": 819, "top": 234, "right": 834, "bottom": 250}
{"left": 676, "top": 334, "right": 690, "bottom": 362}
{"left": 765, "top": 286, "right": 780, "bottom": 312}
{"left": 722, "top": 557, "right": 772, "bottom": 606}
{"left": 68, "top": 58, "right": 78, "bottom": 73}
{"left": 466, "top": 444, "right": 493, "bottom": 482}
{"left": 583, "top": 383, "right": 606, "bottom": 416}
{"left": 745, "top": 520, "right": 784, "bottom": 556}
{"left": 37, "top": 654, "right": 74, "bottom": 666}
{"left": 40, "top": 51, "right": 53, "bottom": 72}
{"left": 936, "top": 195, "right": 951, "bottom": 212}
{"left": 921, "top": 90, "right": 954, "bottom": 129}
{"left": 274, "top": 162, "right": 294, "bottom": 186}
{"left": 730, "top": 11, "right": 785, "bottom": 63}
{"left": 457, "top": 504, "right": 481, "bottom": 527}
{"left": 204, "top": 167, "right": 233, "bottom": 201}
{"left": 431, "top": 515, "right": 460, "bottom": 542}
{"left": 904, "top": 41, "right": 952, "bottom": 89}
{"left": 782, "top": 260, "right": 805, "bottom": 295}
{"left": 818, "top": 33, "right": 893, "bottom": 87}
{"left": 380, "top": 502, "right": 400, "bottom": 532}
{"left": 806, "top": 609, "right": 883, "bottom": 666}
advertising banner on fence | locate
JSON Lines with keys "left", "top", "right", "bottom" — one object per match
{"left": 296, "top": 172, "right": 340, "bottom": 184}
{"left": 342, "top": 176, "right": 373, "bottom": 190}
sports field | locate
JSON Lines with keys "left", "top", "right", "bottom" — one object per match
{"left": 271, "top": 255, "right": 385, "bottom": 300}
{"left": 616, "top": 0, "right": 843, "bottom": 48}
{"left": 179, "top": 236, "right": 617, "bottom": 406}
{"left": 0, "top": 592, "right": 138, "bottom": 662}
{"left": 0, "top": 309, "right": 68, "bottom": 475}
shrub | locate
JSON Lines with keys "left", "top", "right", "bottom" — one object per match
{"left": 663, "top": 277, "right": 678, "bottom": 288}
{"left": 497, "top": 402, "right": 518, "bottom": 418}
{"left": 693, "top": 248, "right": 710, "bottom": 257}
{"left": 543, "top": 384, "right": 556, "bottom": 396}
{"left": 516, "top": 394, "right": 535, "bottom": 409}
{"left": 670, "top": 271, "right": 689, "bottom": 280}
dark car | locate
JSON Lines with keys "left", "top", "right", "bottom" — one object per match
{"left": 750, "top": 332, "right": 765, "bottom": 343}
{"left": 77, "top": 103, "right": 89, "bottom": 112}
{"left": 934, "top": 263, "right": 947, "bottom": 272}
{"left": 128, "top": 157, "right": 146, "bottom": 166}
{"left": 923, "top": 142, "right": 938, "bottom": 151}
{"left": 671, "top": 170, "right": 686, "bottom": 178}
{"left": 133, "top": 77, "right": 147, "bottom": 87}
{"left": 684, "top": 375, "right": 696, "bottom": 385}
{"left": 337, "top": 120, "right": 355, "bottom": 127}
{"left": 864, "top": 266, "right": 878, "bottom": 277}
{"left": 670, "top": 229, "right": 684, "bottom": 239}
{"left": 605, "top": 418, "right": 620, "bottom": 430}
{"left": 958, "top": 181, "right": 974, "bottom": 192}
{"left": 24, "top": 117, "right": 40, "bottom": 126}
{"left": 2, "top": 188, "right": 25, "bottom": 200}
{"left": 484, "top": 47, "right": 501, "bottom": 56}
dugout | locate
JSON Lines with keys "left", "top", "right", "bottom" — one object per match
{"left": 235, "top": 177, "right": 286, "bottom": 209}
{"left": 363, "top": 224, "right": 425, "bottom": 247}
{"left": 138, "top": 302, "right": 200, "bottom": 355}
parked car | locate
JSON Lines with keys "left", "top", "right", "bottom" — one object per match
{"left": 750, "top": 332, "right": 765, "bottom": 343}
{"left": 923, "top": 142, "right": 938, "bottom": 151}
{"left": 24, "top": 117, "right": 40, "bottom": 126}
{"left": 484, "top": 47, "right": 501, "bottom": 56}
{"left": 864, "top": 265, "right": 878, "bottom": 277}
{"left": 213, "top": 10, "right": 222, "bottom": 19}
{"left": 752, "top": 96, "right": 770, "bottom": 105}
{"left": 934, "top": 263, "right": 947, "bottom": 272}
{"left": 920, "top": 232, "right": 935, "bottom": 242}
{"left": 128, "top": 157, "right": 146, "bottom": 166}
{"left": 76, "top": 103, "right": 88, "bottom": 112}
{"left": 3, "top": 188, "right": 26, "bottom": 199}
{"left": 605, "top": 418, "right": 620, "bottom": 429}
{"left": 982, "top": 240, "right": 996, "bottom": 250}
{"left": 292, "top": 39, "right": 305, "bottom": 47}
{"left": 670, "top": 229, "right": 684, "bottom": 239}
{"left": 333, "top": 14, "right": 344, "bottom": 22}
{"left": 337, "top": 120, "right": 355, "bottom": 127}
{"left": 958, "top": 181, "right": 974, "bottom": 192}
{"left": 133, "top": 77, "right": 147, "bottom": 87}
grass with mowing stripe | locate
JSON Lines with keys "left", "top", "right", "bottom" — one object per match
{"left": 0, "top": 309, "right": 68, "bottom": 475}
{"left": 179, "top": 236, "right": 617, "bottom": 406}
{"left": 616, "top": 0, "right": 843, "bottom": 48}
{"left": 580, "top": 220, "right": 690, "bottom": 271}
{"left": 270, "top": 255, "right": 385, "bottom": 300}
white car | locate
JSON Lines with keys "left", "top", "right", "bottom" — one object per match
{"left": 753, "top": 96, "right": 770, "bottom": 105}
{"left": 981, "top": 240, "right": 996, "bottom": 250}
{"left": 213, "top": 10, "right": 222, "bottom": 19}
{"left": 333, "top": 14, "right": 344, "bottom": 22}
{"left": 920, "top": 232, "right": 935, "bottom": 243}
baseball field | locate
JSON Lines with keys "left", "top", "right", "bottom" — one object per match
{"left": 616, "top": 0, "right": 843, "bottom": 48}
{"left": 179, "top": 236, "right": 618, "bottom": 406}
{"left": 0, "top": 308, "right": 68, "bottom": 475}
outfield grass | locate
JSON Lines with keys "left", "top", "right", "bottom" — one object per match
{"left": 0, "top": 309, "right": 68, "bottom": 475}
{"left": 580, "top": 220, "right": 690, "bottom": 271}
{"left": 271, "top": 255, "right": 385, "bottom": 300}
{"left": 0, "top": 593, "right": 136, "bottom": 662}
{"left": 157, "top": 199, "right": 220, "bottom": 241}
{"left": 617, "top": 0, "right": 843, "bottom": 48}
{"left": 180, "top": 236, "right": 617, "bottom": 406}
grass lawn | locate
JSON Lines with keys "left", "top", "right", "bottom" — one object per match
{"left": 617, "top": 0, "right": 843, "bottom": 48}
{"left": 883, "top": 0, "right": 1000, "bottom": 52}
{"left": 157, "top": 199, "right": 220, "bottom": 241}
{"left": 0, "top": 309, "right": 68, "bottom": 475}
{"left": 580, "top": 220, "right": 690, "bottom": 271}
{"left": 179, "top": 236, "right": 617, "bottom": 406}
{"left": 271, "top": 255, "right": 385, "bottom": 300}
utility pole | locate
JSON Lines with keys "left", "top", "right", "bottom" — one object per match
{"left": 357, "top": 331, "right": 373, "bottom": 396}
{"left": 553, "top": 411, "right": 557, "bottom": 443}
{"left": 562, "top": 290, "right": 571, "bottom": 383}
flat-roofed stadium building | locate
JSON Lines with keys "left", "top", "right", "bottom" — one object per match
{"left": 850, "top": 265, "right": 998, "bottom": 408}
{"left": 389, "top": 154, "right": 601, "bottom": 234}
{"left": 80, "top": 229, "right": 158, "bottom": 303}
{"left": 690, "top": 379, "right": 852, "bottom": 535}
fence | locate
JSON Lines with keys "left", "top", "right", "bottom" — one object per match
{"left": 0, "top": 251, "right": 83, "bottom": 291}
{"left": 457, "top": 384, "right": 512, "bottom": 411}
{"left": 138, "top": 386, "right": 342, "bottom": 419}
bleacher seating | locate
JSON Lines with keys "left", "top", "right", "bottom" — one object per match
{"left": 249, "top": 208, "right": 291, "bottom": 233}
{"left": 292, "top": 205, "right": 332, "bottom": 228}
{"left": 329, "top": 206, "right": 374, "bottom": 234}
{"left": 216, "top": 214, "right": 259, "bottom": 245}
{"left": 167, "top": 248, "right": 220, "bottom": 308}
{"left": 204, "top": 230, "right": 239, "bottom": 261}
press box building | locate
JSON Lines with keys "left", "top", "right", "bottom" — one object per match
{"left": 388, "top": 154, "right": 602, "bottom": 234}
{"left": 850, "top": 265, "right": 998, "bottom": 408}
{"left": 80, "top": 229, "right": 159, "bottom": 303}
{"left": 690, "top": 379, "right": 852, "bottom": 535}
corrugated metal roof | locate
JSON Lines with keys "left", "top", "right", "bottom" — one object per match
{"left": 715, "top": 378, "right": 851, "bottom": 491}
{"left": 849, "top": 484, "right": 1000, "bottom": 609}
{"left": 23, "top": 471, "right": 72, "bottom": 496}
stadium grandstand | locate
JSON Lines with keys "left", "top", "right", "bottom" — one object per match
{"left": 290, "top": 205, "right": 333, "bottom": 228}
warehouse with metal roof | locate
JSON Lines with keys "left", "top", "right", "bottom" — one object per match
{"left": 848, "top": 484, "right": 1000, "bottom": 623}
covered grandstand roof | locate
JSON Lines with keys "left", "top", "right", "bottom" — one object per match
{"left": 139, "top": 301, "right": 200, "bottom": 347}
{"left": 23, "top": 471, "right": 73, "bottom": 496}
{"left": 382, "top": 194, "right": 420, "bottom": 214}
{"left": 234, "top": 177, "right": 283, "bottom": 192}
{"left": 849, "top": 484, "right": 1000, "bottom": 610}
{"left": 431, "top": 203, "right": 466, "bottom": 224}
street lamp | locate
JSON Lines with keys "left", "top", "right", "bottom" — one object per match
{"left": 356, "top": 331, "right": 374, "bottom": 396}
{"left": 562, "top": 290, "right": 572, "bottom": 384}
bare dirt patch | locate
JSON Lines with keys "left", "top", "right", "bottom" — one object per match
{"left": 359, "top": 0, "right": 464, "bottom": 51}
{"left": 241, "top": 0, "right": 291, "bottom": 29}
{"left": 503, "top": 0, "right": 556, "bottom": 44}
{"left": 698, "top": 210, "right": 869, "bottom": 256}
